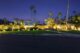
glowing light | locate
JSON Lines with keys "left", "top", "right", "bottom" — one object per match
{"left": 0, "top": 21, "right": 79, "bottom": 32}
{"left": 77, "top": 27, "right": 80, "bottom": 31}
{"left": 57, "top": 25, "right": 61, "bottom": 29}
{"left": 71, "top": 25, "right": 75, "bottom": 30}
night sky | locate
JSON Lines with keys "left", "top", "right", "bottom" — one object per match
{"left": 0, "top": 0, "right": 80, "bottom": 22}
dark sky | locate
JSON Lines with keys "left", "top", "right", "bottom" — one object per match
{"left": 0, "top": 0, "right": 80, "bottom": 22}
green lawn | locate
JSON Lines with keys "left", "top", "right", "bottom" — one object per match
{"left": 0, "top": 30, "right": 80, "bottom": 35}
{"left": 0, "top": 30, "right": 58, "bottom": 35}
{"left": 61, "top": 30, "right": 80, "bottom": 34}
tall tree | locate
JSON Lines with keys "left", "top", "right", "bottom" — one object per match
{"left": 73, "top": 10, "right": 77, "bottom": 16}
{"left": 14, "top": 18, "right": 19, "bottom": 25}
{"left": 48, "top": 11, "right": 53, "bottom": 18}
{"left": 3, "top": 17, "right": 8, "bottom": 25}
{"left": 66, "top": 0, "right": 69, "bottom": 24}
{"left": 20, "top": 19, "right": 24, "bottom": 25}
{"left": 58, "top": 12, "right": 62, "bottom": 24}
{"left": 30, "top": 5, "right": 37, "bottom": 24}
{"left": 27, "top": 20, "right": 31, "bottom": 25}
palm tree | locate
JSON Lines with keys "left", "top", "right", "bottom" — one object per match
{"left": 27, "top": 20, "right": 31, "bottom": 25}
{"left": 3, "top": 17, "right": 8, "bottom": 25}
{"left": 30, "top": 5, "right": 35, "bottom": 12}
{"left": 33, "top": 9, "right": 37, "bottom": 24}
{"left": 66, "top": 0, "right": 69, "bottom": 24}
{"left": 20, "top": 19, "right": 24, "bottom": 25}
{"left": 48, "top": 11, "right": 53, "bottom": 18}
{"left": 14, "top": 18, "right": 19, "bottom": 25}
{"left": 58, "top": 12, "right": 62, "bottom": 24}
{"left": 30, "top": 5, "right": 37, "bottom": 24}
{"left": 73, "top": 10, "right": 78, "bottom": 16}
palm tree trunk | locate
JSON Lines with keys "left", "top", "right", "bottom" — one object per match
{"left": 66, "top": 0, "right": 69, "bottom": 24}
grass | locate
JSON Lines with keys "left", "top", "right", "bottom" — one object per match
{"left": 0, "top": 30, "right": 80, "bottom": 35}
{"left": 0, "top": 30, "right": 58, "bottom": 35}
{"left": 60, "top": 30, "right": 80, "bottom": 34}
